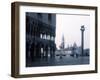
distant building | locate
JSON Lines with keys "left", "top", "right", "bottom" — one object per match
{"left": 56, "top": 42, "right": 90, "bottom": 57}
{"left": 84, "top": 49, "right": 90, "bottom": 56}
{"left": 26, "top": 12, "right": 56, "bottom": 61}
{"left": 64, "top": 46, "right": 90, "bottom": 57}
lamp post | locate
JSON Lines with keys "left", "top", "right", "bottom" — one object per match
{"left": 80, "top": 25, "right": 85, "bottom": 56}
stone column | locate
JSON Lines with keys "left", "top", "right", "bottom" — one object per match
{"left": 80, "top": 25, "right": 85, "bottom": 56}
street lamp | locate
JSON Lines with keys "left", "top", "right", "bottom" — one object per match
{"left": 80, "top": 25, "right": 85, "bottom": 56}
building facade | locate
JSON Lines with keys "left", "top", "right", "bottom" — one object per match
{"left": 26, "top": 12, "right": 56, "bottom": 61}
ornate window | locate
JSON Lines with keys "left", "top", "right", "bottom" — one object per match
{"left": 47, "top": 35, "right": 50, "bottom": 40}
{"left": 44, "top": 34, "right": 46, "bottom": 39}
{"left": 51, "top": 36, "right": 55, "bottom": 41}
{"left": 48, "top": 14, "right": 52, "bottom": 23}
{"left": 37, "top": 13, "right": 42, "bottom": 19}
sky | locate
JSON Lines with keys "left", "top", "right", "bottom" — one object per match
{"left": 55, "top": 14, "right": 90, "bottom": 49}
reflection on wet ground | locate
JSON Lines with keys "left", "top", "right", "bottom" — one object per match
{"left": 26, "top": 55, "right": 89, "bottom": 67}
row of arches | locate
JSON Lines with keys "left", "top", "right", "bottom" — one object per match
{"left": 26, "top": 41, "right": 56, "bottom": 61}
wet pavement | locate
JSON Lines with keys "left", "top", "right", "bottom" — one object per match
{"left": 26, "top": 55, "right": 89, "bottom": 67}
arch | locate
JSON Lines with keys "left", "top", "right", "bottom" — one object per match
{"left": 30, "top": 42, "right": 36, "bottom": 61}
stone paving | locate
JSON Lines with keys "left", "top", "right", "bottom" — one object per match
{"left": 26, "top": 54, "right": 89, "bottom": 67}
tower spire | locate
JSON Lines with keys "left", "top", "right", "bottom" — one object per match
{"left": 62, "top": 34, "right": 65, "bottom": 49}
{"left": 59, "top": 34, "right": 65, "bottom": 49}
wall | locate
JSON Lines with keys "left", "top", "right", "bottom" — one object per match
{"left": 0, "top": 0, "right": 100, "bottom": 80}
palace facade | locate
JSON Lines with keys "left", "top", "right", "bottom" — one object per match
{"left": 26, "top": 12, "right": 56, "bottom": 61}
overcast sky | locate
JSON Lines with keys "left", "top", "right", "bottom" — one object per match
{"left": 55, "top": 14, "right": 90, "bottom": 49}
